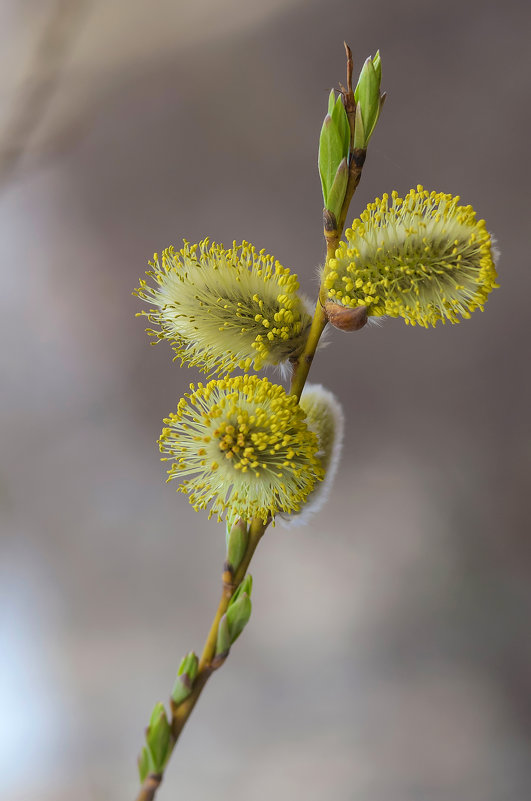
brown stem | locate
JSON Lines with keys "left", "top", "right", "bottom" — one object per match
{"left": 136, "top": 773, "right": 162, "bottom": 801}
{"left": 171, "top": 517, "right": 266, "bottom": 739}
{"left": 134, "top": 520, "right": 265, "bottom": 801}
{"left": 335, "top": 42, "right": 367, "bottom": 240}
{"left": 289, "top": 301, "right": 328, "bottom": 400}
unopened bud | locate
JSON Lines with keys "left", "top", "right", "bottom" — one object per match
{"left": 226, "top": 517, "right": 249, "bottom": 572}
{"left": 145, "top": 703, "right": 172, "bottom": 774}
{"left": 215, "top": 614, "right": 231, "bottom": 657}
{"left": 171, "top": 651, "right": 199, "bottom": 706}
{"left": 138, "top": 746, "right": 150, "bottom": 783}
{"left": 226, "top": 574, "right": 253, "bottom": 644}
{"left": 318, "top": 91, "right": 350, "bottom": 210}
{"left": 354, "top": 52, "right": 383, "bottom": 147}
{"left": 326, "top": 157, "right": 349, "bottom": 221}
{"left": 325, "top": 301, "right": 368, "bottom": 331}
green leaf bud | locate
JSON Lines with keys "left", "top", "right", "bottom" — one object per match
{"left": 146, "top": 703, "right": 172, "bottom": 773}
{"left": 226, "top": 574, "right": 253, "bottom": 644}
{"left": 226, "top": 517, "right": 249, "bottom": 572}
{"left": 326, "top": 157, "right": 349, "bottom": 221}
{"left": 318, "top": 114, "right": 343, "bottom": 206}
{"left": 171, "top": 651, "right": 199, "bottom": 706}
{"left": 354, "top": 53, "right": 383, "bottom": 147}
{"left": 319, "top": 91, "right": 350, "bottom": 210}
{"left": 138, "top": 746, "right": 150, "bottom": 783}
{"left": 331, "top": 95, "right": 350, "bottom": 157}
{"left": 215, "top": 613, "right": 231, "bottom": 657}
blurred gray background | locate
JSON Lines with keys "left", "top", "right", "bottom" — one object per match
{"left": 1, "top": 1, "right": 530, "bottom": 799}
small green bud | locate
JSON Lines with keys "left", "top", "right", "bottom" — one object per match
{"left": 145, "top": 703, "right": 172, "bottom": 773}
{"left": 226, "top": 517, "right": 249, "bottom": 572}
{"left": 354, "top": 53, "right": 383, "bottom": 147}
{"left": 215, "top": 613, "right": 231, "bottom": 657}
{"left": 318, "top": 91, "right": 349, "bottom": 209}
{"left": 138, "top": 746, "right": 150, "bottom": 783}
{"left": 226, "top": 574, "right": 253, "bottom": 644}
{"left": 171, "top": 651, "right": 199, "bottom": 706}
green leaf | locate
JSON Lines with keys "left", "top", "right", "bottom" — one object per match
{"left": 353, "top": 102, "right": 366, "bottom": 149}
{"left": 318, "top": 115, "right": 344, "bottom": 205}
{"left": 373, "top": 50, "right": 382, "bottom": 85}
{"left": 326, "top": 157, "right": 348, "bottom": 220}
{"left": 331, "top": 96, "right": 350, "bottom": 157}
{"left": 327, "top": 88, "right": 336, "bottom": 117}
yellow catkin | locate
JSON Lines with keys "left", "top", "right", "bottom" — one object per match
{"left": 324, "top": 187, "right": 499, "bottom": 327}
{"left": 158, "top": 375, "right": 323, "bottom": 522}
{"left": 134, "top": 239, "right": 312, "bottom": 374}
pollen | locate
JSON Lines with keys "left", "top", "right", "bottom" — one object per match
{"left": 134, "top": 239, "right": 312, "bottom": 374}
{"left": 158, "top": 375, "right": 324, "bottom": 522}
{"left": 323, "top": 187, "right": 499, "bottom": 327}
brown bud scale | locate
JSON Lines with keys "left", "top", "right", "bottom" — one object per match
{"left": 325, "top": 301, "right": 368, "bottom": 331}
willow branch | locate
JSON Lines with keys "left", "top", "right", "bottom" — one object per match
{"left": 135, "top": 40, "right": 370, "bottom": 801}
{"left": 134, "top": 519, "right": 266, "bottom": 801}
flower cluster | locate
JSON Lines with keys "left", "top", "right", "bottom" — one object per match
{"left": 136, "top": 188, "right": 498, "bottom": 525}
{"left": 134, "top": 239, "right": 312, "bottom": 375}
{"left": 159, "top": 375, "right": 324, "bottom": 523}
{"left": 324, "top": 187, "right": 498, "bottom": 327}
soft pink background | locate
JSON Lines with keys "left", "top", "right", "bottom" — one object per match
{"left": 1, "top": 1, "right": 530, "bottom": 799}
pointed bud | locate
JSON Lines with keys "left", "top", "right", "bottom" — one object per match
{"left": 145, "top": 703, "right": 172, "bottom": 773}
{"left": 226, "top": 574, "right": 253, "bottom": 644}
{"left": 215, "top": 613, "right": 231, "bottom": 657}
{"left": 171, "top": 651, "right": 199, "bottom": 706}
{"left": 354, "top": 53, "right": 383, "bottom": 147}
{"left": 226, "top": 518, "right": 249, "bottom": 572}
